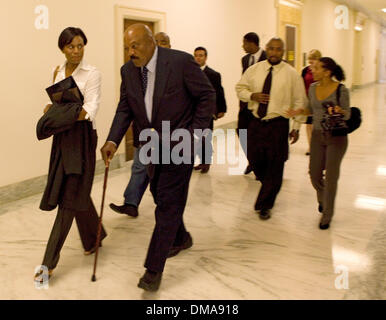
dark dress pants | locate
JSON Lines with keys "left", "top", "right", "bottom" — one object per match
{"left": 144, "top": 163, "right": 193, "bottom": 273}
{"left": 198, "top": 119, "right": 214, "bottom": 165}
{"left": 247, "top": 117, "right": 289, "bottom": 210}
{"left": 309, "top": 130, "right": 348, "bottom": 221}
{"left": 237, "top": 106, "right": 253, "bottom": 156}
{"left": 42, "top": 198, "right": 107, "bottom": 270}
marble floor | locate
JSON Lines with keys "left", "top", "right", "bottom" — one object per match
{"left": 0, "top": 84, "right": 385, "bottom": 300}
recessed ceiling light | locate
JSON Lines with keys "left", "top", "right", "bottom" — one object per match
{"left": 382, "top": 8, "right": 386, "bottom": 13}
{"left": 354, "top": 25, "right": 363, "bottom": 31}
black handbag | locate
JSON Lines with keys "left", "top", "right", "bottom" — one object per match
{"left": 321, "top": 84, "right": 361, "bottom": 136}
{"left": 336, "top": 84, "right": 362, "bottom": 134}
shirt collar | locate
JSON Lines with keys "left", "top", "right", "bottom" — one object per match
{"left": 252, "top": 47, "right": 263, "bottom": 58}
{"left": 264, "top": 59, "right": 284, "bottom": 71}
{"left": 59, "top": 59, "right": 92, "bottom": 72}
{"left": 144, "top": 46, "right": 158, "bottom": 73}
{"left": 200, "top": 64, "right": 207, "bottom": 70}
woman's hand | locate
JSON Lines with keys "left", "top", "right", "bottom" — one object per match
{"left": 77, "top": 108, "right": 88, "bottom": 120}
{"left": 43, "top": 104, "right": 52, "bottom": 114}
{"left": 285, "top": 108, "right": 304, "bottom": 118}
{"left": 328, "top": 105, "right": 345, "bottom": 115}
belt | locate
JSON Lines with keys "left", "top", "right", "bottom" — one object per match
{"left": 254, "top": 116, "right": 287, "bottom": 123}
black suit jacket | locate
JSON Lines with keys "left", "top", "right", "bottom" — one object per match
{"left": 107, "top": 47, "right": 216, "bottom": 156}
{"left": 239, "top": 50, "right": 267, "bottom": 110}
{"left": 203, "top": 66, "right": 227, "bottom": 115}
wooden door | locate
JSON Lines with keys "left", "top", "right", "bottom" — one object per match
{"left": 285, "top": 25, "right": 296, "bottom": 68}
{"left": 123, "top": 19, "right": 155, "bottom": 161}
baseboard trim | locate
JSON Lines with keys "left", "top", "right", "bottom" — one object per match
{"left": 0, "top": 153, "right": 126, "bottom": 206}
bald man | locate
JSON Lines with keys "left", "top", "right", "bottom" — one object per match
{"left": 101, "top": 24, "right": 215, "bottom": 291}
{"left": 154, "top": 32, "right": 171, "bottom": 48}
{"left": 236, "top": 38, "right": 306, "bottom": 220}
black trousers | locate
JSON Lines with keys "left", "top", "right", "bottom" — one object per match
{"left": 199, "top": 119, "right": 214, "bottom": 165}
{"left": 237, "top": 107, "right": 253, "bottom": 156}
{"left": 42, "top": 198, "right": 107, "bottom": 270}
{"left": 145, "top": 163, "right": 193, "bottom": 273}
{"left": 247, "top": 117, "right": 289, "bottom": 210}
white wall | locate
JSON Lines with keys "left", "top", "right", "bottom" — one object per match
{"left": 359, "top": 19, "right": 381, "bottom": 85}
{"left": 302, "top": 0, "right": 356, "bottom": 88}
{"left": 301, "top": 0, "right": 382, "bottom": 88}
{"left": 0, "top": 0, "right": 277, "bottom": 187}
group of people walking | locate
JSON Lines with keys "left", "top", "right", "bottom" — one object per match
{"left": 34, "top": 25, "right": 351, "bottom": 292}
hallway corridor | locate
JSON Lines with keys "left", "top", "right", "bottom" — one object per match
{"left": 0, "top": 84, "right": 385, "bottom": 300}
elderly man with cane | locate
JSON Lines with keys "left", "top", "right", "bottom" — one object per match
{"left": 101, "top": 24, "right": 215, "bottom": 291}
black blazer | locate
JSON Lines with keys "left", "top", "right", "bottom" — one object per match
{"left": 107, "top": 46, "right": 216, "bottom": 151}
{"left": 239, "top": 50, "right": 267, "bottom": 109}
{"left": 241, "top": 50, "right": 267, "bottom": 73}
{"left": 203, "top": 66, "right": 227, "bottom": 115}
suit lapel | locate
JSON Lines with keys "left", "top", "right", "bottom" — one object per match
{"left": 127, "top": 63, "right": 150, "bottom": 126}
{"left": 152, "top": 48, "right": 171, "bottom": 125}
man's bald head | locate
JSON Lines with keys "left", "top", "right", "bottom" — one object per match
{"left": 124, "top": 24, "right": 156, "bottom": 67}
{"left": 155, "top": 32, "right": 171, "bottom": 48}
{"left": 266, "top": 37, "right": 285, "bottom": 65}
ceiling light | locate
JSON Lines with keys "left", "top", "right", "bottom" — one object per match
{"left": 382, "top": 8, "right": 386, "bottom": 13}
{"left": 354, "top": 25, "right": 363, "bottom": 31}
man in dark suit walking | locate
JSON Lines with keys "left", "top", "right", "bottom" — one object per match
{"left": 193, "top": 46, "right": 227, "bottom": 173}
{"left": 239, "top": 32, "right": 266, "bottom": 175}
{"left": 101, "top": 24, "right": 215, "bottom": 291}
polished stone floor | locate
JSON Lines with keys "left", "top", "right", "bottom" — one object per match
{"left": 0, "top": 84, "right": 385, "bottom": 300}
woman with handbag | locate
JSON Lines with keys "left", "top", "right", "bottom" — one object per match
{"left": 306, "top": 57, "right": 351, "bottom": 230}
{"left": 34, "top": 27, "right": 107, "bottom": 282}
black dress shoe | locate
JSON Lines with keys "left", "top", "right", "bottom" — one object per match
{"left": 167, "top": 233, "right": 193, "bottom": 258}
{"left": 200, "top": 164, "right": 210, "bottom": 174}
{"left": 259, "top": 209, "right": 271, "bottom": 220}
{"left": 244, "top": 165, "right": 253, "bottom": 175}
{"left": 109, "top": 203, "right": 138, "bottom": 217}
{"left": 194, "top": 164, "right": 203, "bottom": 170}
{"left": 138, "top": 270, "right": 162, "bottom": 292}
{"left": 319, "top": 222, "right": 330, "bottom": 230}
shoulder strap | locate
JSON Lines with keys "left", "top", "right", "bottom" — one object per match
{"left": 53, "top": 65, "right": 60, "bottom": 84}
{"left": 336, "top": 83, "right": 343, "bottom": 106}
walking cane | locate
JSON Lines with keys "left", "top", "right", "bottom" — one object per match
{"left": 91, "top": 161, "right": 110, "bottom": 282}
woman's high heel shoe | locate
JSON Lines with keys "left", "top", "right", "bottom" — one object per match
{"left": 34, "top": 268, "right": 54, "bottom": 283}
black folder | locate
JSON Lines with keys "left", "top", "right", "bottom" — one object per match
{"left": 46, "top": 76, "right": 84, "bottom": 104}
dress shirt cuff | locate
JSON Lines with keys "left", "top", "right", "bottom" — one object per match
{"left": 108, "top": 141, "right": 117, "bottom": 147}
{"left": 292, "top": 120, "right": 301, "bottom": 131}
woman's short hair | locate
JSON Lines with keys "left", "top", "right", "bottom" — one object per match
{"left": 308, "top": 49, "right": 322, "bottom": 60}
{"left": 58, "top": 27, "right": 88, "bottom": 50}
